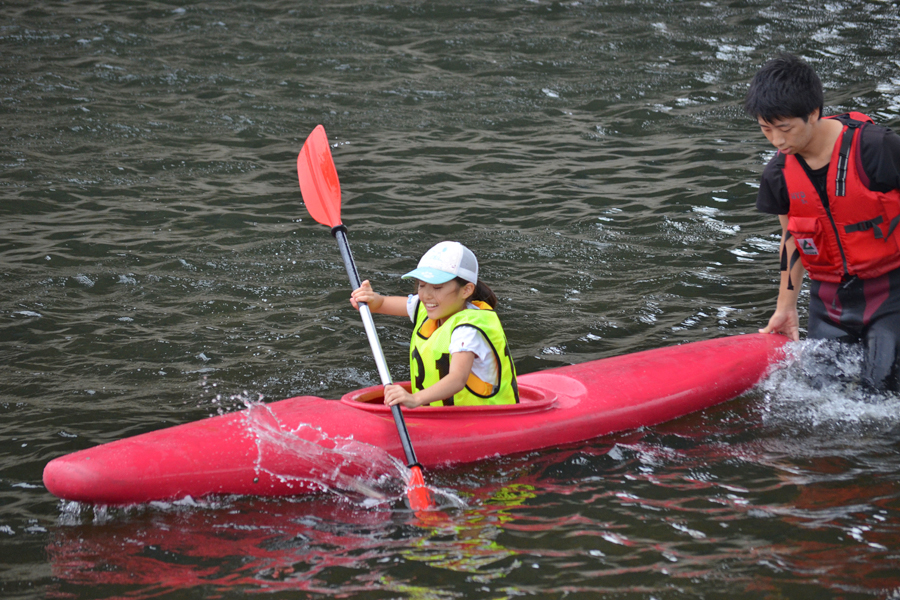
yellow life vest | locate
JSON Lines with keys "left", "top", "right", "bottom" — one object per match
{"left": 409, "top": 300, "right": 519, "bottom": 406}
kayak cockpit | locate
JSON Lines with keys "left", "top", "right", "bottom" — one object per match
{"left": 340, "top": 382, "right": 557, "bottom": 417}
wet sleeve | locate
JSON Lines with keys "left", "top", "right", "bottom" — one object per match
{"left": 755, "top": 156, "right": 790, "bottom": 215}
{"left": 860, "top": 125, "right": 900, "bottom": 193}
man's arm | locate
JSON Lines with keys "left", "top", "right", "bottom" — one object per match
{"left": 861, "top": 124, "right": 900, "bottom": 192}
{"left": 760, "top": 214, "right": 805, "bottom": 341}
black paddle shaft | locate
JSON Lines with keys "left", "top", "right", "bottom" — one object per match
{"left": 331, "top": 225, "right": 420, "bottom": 468}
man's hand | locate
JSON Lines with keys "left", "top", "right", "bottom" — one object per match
{"left": 760, "top": 308, "right": 800, "bottom": 341}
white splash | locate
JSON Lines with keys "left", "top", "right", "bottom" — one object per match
{"left": 242, "top": 399, "right": 409, "bottom": 503}
{"left": 758, "top": 340, "right": 900, "bottom": 429}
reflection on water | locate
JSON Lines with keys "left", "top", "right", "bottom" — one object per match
{"left": 46, "top": 427, "right": 900, "bottom": 599}
{"left": 49, "top": 483, "right": 532, "bottom": 597}
{"left": 2, "top": 0, "right": 900, "bottom": 598}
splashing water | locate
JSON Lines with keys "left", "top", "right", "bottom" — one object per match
{"left": 758, "top": 339, "right": 900, "bottom": 430}
{"left": 241, "top": 397, "right": 464, "bottom": 509}
{"left": 240, "top": 399, "right": 404, "bottom": 504}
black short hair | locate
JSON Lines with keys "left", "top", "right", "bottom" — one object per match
{"left": 744, "top": 53, "right": 824, "bottom": 123}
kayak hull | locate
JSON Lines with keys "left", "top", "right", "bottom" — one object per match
{"left": 43, "top": 334, "right": 787, "bottom": 505}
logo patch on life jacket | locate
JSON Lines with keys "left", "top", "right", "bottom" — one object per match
{"left": 797, "top": 238, "right": 819, "bottom": 255}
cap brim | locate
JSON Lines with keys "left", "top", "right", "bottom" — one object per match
{"left": 401, "top": 267, "right": 457, "bottom": 284}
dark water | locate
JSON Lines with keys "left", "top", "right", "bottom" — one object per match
{"left": 3, "top": 0, "right": 900, "bottom": 598}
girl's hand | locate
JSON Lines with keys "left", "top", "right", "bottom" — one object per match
{"left": 350, "top": 280, "right": 384, "bottom": 311}
{"left": 384, "top": 384, "right": 422, "bottom": 408}
{"left": 382, "top": 353, "right": 475, "bottom": 409}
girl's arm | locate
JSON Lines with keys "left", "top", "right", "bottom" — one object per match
{"left": 350, "top": 280, "right": 408, "bottom": 316}
{"left": 384, "top": 351, "right": 476, "bottom": 408}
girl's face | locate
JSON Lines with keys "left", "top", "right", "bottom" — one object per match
{"left": 417, "top": 280, "right": 474, "bottom": 323}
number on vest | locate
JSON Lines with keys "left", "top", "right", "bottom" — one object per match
{"left": 410, "top": 347, "right": 454, "bottom": 406}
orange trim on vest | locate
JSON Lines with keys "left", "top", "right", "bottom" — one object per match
{"left": 465, "top": 372, "right": 494, "bottom": 396}
{"left": 415, "top": 300, "right": 492, "bottom": 340}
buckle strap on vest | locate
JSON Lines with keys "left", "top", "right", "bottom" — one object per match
{"left": 845, "top": 214, "right": 900, "bottom": 241}
{"left": 844, "top": 215, "right": 884, "bottom": 237}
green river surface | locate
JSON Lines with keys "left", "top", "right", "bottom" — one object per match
{"left": 2, "top": 1, "right": 900, "bottom": 598}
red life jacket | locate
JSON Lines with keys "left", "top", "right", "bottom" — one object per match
{"left": 782, "top": 112, "right": 900, "bottom": 282}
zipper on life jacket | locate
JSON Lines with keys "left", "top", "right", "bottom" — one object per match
{"left": 792, "top": 158, "right": 849, "bottom": 279}
{"left": 817, "top": 183, "right": 850, "bottom": 278}
{"left": 831, "top": 122, "right": 864, "bottom": 278}
{"left": 796, "top": 122, "right": 860, "bottom": 279}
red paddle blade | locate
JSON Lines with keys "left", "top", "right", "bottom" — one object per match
{"left": 297, "top": 125, "right": 342, "bottom": 228}
{"left": 405, "top": 465, "right": 434, "bottom": 511}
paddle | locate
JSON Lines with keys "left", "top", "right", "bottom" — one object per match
{"left": 296, "top": 125, "right": 433, "bottom": 511}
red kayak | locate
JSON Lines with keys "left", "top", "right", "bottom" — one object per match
{"left": 43, "top": 333, "right": 788, "bottom": 505}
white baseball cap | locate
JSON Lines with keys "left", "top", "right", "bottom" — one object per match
{"left": 401, "top": 241, "right": 478, "bottom": 285}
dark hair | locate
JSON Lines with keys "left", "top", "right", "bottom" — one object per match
{"left": 455, "top": 277, "right": 498, "bottom": 309}
{"left": 744, "top": 53, "right": 824, "bottom": 123}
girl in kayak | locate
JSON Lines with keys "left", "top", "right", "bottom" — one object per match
{"left": 351, "top": 241, "right": 519, "bottom": 408}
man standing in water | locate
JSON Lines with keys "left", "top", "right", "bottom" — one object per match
{"left": 745, "top": 53, "right": 900, "bottom": 391}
